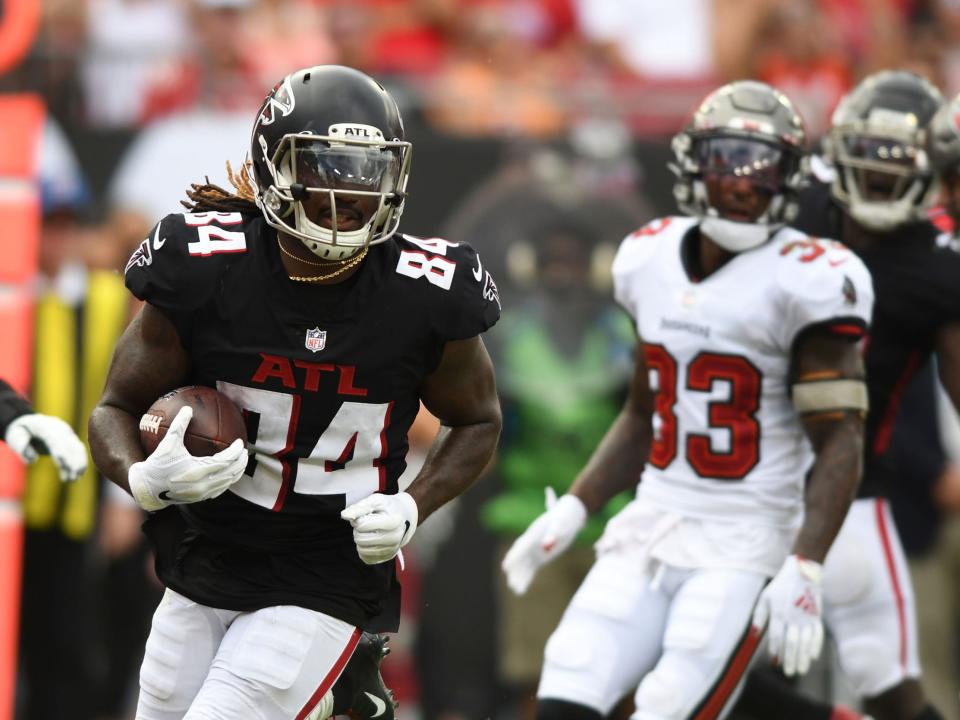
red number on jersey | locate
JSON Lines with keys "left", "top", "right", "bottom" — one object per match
{"left": 780, "top": 237, "right": 850, "bottom": 266}
{"left": 645, "top": 347, "right": 762, "bottom": 481}
{"left": 630, "top": 218, "right": 673, "bottom": 239}
{"left": 685, "top": 352, "right": 762, "bottom": 479}
{"left": 644, "top": 344, "right": 678, "bottom": 469}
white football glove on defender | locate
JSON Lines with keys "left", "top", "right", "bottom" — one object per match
{"left": 341, "top": 492, "right": 419, "bottom": 565}
{"left": 501, "top": 488, "right": 587, "bottom": 595}
{"left": 128, "top": 406, "right": 248, "bottom": 512}
{"left": 5, "top": 413, "right": 88, "bottom": 482}
{"left": 752, "top": 554, "right": 825, "bottom": 676}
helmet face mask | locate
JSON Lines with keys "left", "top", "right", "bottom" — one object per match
{"left": 825, "top": 70, "right": 942, "bottom": 232}
{"left": 251, "top": 67, "right": 413, "bottom": 261}
{"left": 671, "top": 81, "right": 807, "bottom": 253}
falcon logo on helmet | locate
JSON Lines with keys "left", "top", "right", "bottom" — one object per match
{"left": 258, "top": 77, "right": 296, "bottom": 127}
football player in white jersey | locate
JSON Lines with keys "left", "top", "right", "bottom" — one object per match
{"left": 501, "top": 81, "right": 874, "bottom": 720}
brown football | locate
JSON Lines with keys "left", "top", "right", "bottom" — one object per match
{"left": 139, "top": 386, "right": 247, "bottom": 457}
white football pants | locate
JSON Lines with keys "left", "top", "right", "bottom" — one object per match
{"left": 822, "top": 497, "right": 921, "bottom": 698}
{"left": 537, "top": 552, "right": 767, "bottom": 719}
{"left": 136, "top": 588, "right": 360, "bottom": 720}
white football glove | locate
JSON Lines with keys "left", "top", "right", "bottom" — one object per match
{"left": 501, "top": 488, "right": 587, "bottom": 595}
{"left": 752, "top": 554, "right": 825, "bottom": 676}
{"left": 128, "top": 406, "right": 248, "bottom": 512}
{"left": 4, "top": 413, "right": 88, "bottom": 482}
{"left": 340, "top": 492, "right": 419, "bottom": 565}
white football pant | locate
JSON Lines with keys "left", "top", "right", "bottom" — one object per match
{"left": 136, "top": 588, "right": 360, "bottom": 720}
{"left": 538, "top": 551, "right": 767, "bottom": 719}
{"left": 822, "top": 498, "right": 921, "bottom": 698}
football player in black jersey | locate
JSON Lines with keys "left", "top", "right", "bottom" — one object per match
{"left": 88, "top": 65, "right": 502, "bottom": 720}
{"left": 0, "top": 378, "right": 87, "bottom": 482}
{"left": 736, "top": 71, "right": 955, "bottom": 720}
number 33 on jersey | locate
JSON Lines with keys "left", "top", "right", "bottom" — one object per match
{"left": 613, "top": 216, "right": 873, "bottom": 526}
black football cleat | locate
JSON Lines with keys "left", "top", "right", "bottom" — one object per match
{"left": 331, "top": 632, "right": 398, "bottom": 719}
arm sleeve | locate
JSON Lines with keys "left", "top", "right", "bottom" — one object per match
{"left": 0, "top": 379, "right": 32, "bottom": 437}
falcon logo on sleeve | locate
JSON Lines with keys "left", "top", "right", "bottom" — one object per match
{"left": 483, "top": 271, "right": 501, "bottom": 310}
{"left": 125, "top": 238, "right": 153, "bottom": 273}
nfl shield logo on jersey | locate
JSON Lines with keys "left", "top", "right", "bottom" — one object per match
{"left": 305, "top": 327, "right": 326, "bottom": 352}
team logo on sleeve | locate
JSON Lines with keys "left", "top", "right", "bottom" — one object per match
{"left": 305, "top": 327, "right": 327, "bottom": 352}
{"left": 842, "top": 275, "right": 857, "bottom": 305}
{"left": 473, "top": 251, "right": 501, "bottom": 308}
{"left": 124, "top": 238, "right": 153, "bottom": 273}
{"left": 483, "top": 272, "right": 501, "bottom": 310}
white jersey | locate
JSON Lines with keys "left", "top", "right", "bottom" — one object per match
{"left": 613, "top": 216, "right": 873, "bottom": 529}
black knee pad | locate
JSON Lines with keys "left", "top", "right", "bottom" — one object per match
{"left": 536, "top": 698, "right": 604, "bottom": 720}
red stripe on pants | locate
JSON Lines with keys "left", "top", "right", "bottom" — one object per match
{"left": 693, "top": 625, "right": 764, "bottom": 720}
{"left": 875, "top": 499, "right": 907, "bottom": 670}
{"left": 295, "top": 627, "right": 362, "bottom": 720}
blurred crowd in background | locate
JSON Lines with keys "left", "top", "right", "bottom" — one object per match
{"left": 5, "top": 0, "right": 960, "bottom": 719}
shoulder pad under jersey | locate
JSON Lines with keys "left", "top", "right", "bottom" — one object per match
{"left": 612, "top": 216, "right": 694, "bottom": 318}
{"left": 393, "top": 234, "right": 501, "bottom": 340}
{"left": 771, "top": 227, "right": 874, "bottom": 350}
{"left": 124, "top": 210, "right": 253, "bottom": 313}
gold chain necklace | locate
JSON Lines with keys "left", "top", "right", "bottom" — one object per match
{"left": 287, "top": 246, "right": 369, "bottom": 282}
{"left": 277, "top": 235, "right": 353, "bottom": 267}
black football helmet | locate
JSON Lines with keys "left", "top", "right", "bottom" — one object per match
{"left": 824, "top": 70, "right": 942, "bottom": 231}
{"left": 670, "top": 80, "right": 807, "bottom": 252}
{"left": 250, "top": 65, "right": 412, "bottom": 261}
{"left": 927, "top": 92, "right": 960, "bottom": 175}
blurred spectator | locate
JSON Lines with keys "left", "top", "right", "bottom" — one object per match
{"left": 106, "top": 108, "right": 251, "bottom": 246}
{"left": 753, "top": 1, "right": 852, "bottom": 138}
{"left": 573, "top": 0, "right": 772, "bottom": 83}
{"left": 241, "top": 0, "right": 338, "bottom": 91}
{"left": 81, "top": 0, "right": 190, "bottom": 127}
{"left": 138, "top": 0, "right": 264, "bottom": 123}
{"left": 423, "top": 2, "right": 569, "bottom": 138}
{"left": 817, "top": 0, "right": 910, "bottom": 75}
{"left": 932, "top": 0, "right": 960, "bottom": 95}
{"left": 104, "top": 0, "right": 266, "bottom": 253}
{"left": 35, "top": 0, "right": 88, "bottom": 122}
{"left": 481, "top": 213, "right": 635, "bottom": 719}
{"left": 17, "top": 118, "right": 127, "bottom": 720}
{"left": 903, "top": 19, "right": 949, "bottom": 90}
{"left": 344, "top": 0, "right": 454, "bottom": 76}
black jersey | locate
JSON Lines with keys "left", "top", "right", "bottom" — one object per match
{"left": 795, "top": 179, "right": 960, "bottom": 498}
{"left": 124, "top": 210, "right": 500, "bottom": 630}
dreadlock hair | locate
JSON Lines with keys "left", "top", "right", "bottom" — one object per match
{"left": 182, "top": 159, "right": 260, "bottom": 214}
